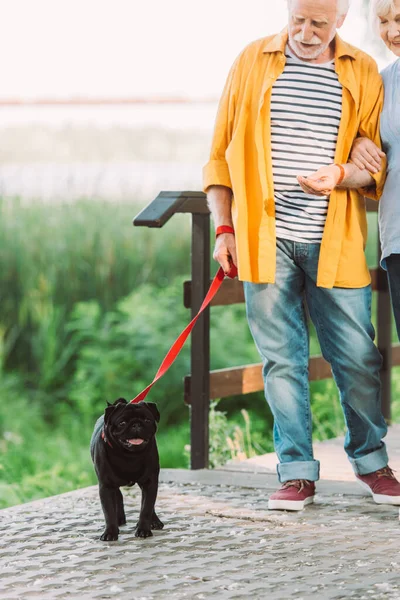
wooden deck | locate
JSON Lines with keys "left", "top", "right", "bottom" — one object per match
{"left": 223, "top": 424, "right": 400, "bottom": 482}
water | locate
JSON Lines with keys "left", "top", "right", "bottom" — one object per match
{"left": 0, "top": 104, "right": 216, "bottom": 201}
{"left": 0, "top": 103, "right": 218, "bottom": 130}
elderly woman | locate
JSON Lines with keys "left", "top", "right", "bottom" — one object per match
{"left": 351, "top": 0, "right": 400, "bottom": 337}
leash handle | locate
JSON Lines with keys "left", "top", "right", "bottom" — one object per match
{"left": 130, "top": 264, "right": 237, "bottom": 403}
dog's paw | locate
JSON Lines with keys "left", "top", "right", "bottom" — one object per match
{"left": 151, "top": 517, "right": 164, "bottom": 530}
{"left": 134, "top": 526, "right": 153, "bottom": 538}
{"left": 100, "top": 526, "right": 119, "bottom": 542}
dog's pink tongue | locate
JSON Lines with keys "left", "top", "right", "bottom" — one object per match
{"left": 128, "top": 439, "right": 144, "bottom": 445}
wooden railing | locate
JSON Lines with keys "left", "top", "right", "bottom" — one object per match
{"left": 134, "top": 191, "right": 398, "bottom": 469}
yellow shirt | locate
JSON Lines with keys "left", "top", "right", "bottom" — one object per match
{"left": 203, "top": 30, "right": 386, "bottom": 288}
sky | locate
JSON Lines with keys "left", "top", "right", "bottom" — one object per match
{"left": 0, "top": 0, "right": 391, "bottom": 101}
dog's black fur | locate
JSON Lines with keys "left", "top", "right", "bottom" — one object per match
{"left": 90, "top": 398, "right": 163, "bottom": 541}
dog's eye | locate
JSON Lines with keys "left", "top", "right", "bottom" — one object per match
{"left": 144, "top": 419, "right": 151, "bottom": 423}
{"left": 118, "top": 421, "right": 126, "bottom": 427}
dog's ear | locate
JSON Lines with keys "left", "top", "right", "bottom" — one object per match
{"left": 144, "top": 402, "right": 160, "bottom": 423}
{"left": 104, "top": 405, "right": 116, "bottom": 422}
{"left": 113, "top": 397, "right": 128, "bottom": 406}
{"left": 105, "top": 398, "right": 127, "bottom": 421}
{"left": 105, "top": 397, "right": 126, "bottom": 408}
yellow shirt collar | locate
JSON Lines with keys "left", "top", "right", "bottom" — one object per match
{"left": 262, "top": 28, "right": 356, "bottom": 60}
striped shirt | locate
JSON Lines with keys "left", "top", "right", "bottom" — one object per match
{"left": 271, "top": 46, "right": 343, "bottom": 243}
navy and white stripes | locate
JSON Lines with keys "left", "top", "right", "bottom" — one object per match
{"left": 271, "top": 47, "right": 343, "bottom": 243}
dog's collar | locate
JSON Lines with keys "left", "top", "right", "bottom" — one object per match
{"left": 101, "top": 428, "right": 113, "bottom": 448}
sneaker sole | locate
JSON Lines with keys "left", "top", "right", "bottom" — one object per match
{"left": 268, "top": 496, "right": 314, "bottom": 511}
{"left": 356, "top": 479, "right": 400, "bottom": 505}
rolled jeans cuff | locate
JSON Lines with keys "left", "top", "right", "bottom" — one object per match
{"left": 277, "top": 460, "right": 320, "bottom": 483}
{"left": 349, "top": 443, "right": 389, "bottom": 475}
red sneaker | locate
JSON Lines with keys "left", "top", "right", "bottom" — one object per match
{"left": 356, "top": 467, "right": 400, "bottom": 505}
{"left": 268, "top": 479, "right": 315, "bottom": 511}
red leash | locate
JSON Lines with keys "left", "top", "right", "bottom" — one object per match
{"left": 130, "top": 264, "right": 237, "bottom": 404}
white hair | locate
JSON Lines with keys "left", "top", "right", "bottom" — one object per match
{"left": 287, "top": 0, "right": 350, "bottom": 16}
{"left": 369, "top": 0, "right": 396, "bottom": 19}
{"left": 369, "top": 0, "right": 396, "bottom": 32}
{"left": 336, "top": 0, "right": 350, "bottom": 15}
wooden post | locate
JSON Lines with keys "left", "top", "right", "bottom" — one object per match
{"left": 377, "top": 233, "right": 392, "bottom": 423}
{"left": 190, "top": 213, "right": 211, "bottom": 469}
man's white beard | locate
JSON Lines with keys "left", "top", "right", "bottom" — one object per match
{"left": 289, "top": 32, "right": 332, "bottom": 60}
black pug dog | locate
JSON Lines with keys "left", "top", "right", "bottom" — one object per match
{"left": 90, "top": 397, "right": 164, "bottom": 541}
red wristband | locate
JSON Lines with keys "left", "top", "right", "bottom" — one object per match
{"left": 334, "top": 164, "right": 345, "bottom": 185}
{"left": 215, "top": 225, "right": 235, "bottom": 239}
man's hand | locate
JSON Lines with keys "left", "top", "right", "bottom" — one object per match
{"left": 297, "top": 165, "right": 342, "bottom": 197}
{"left": 207, "top": 185, "right": 237, "bottom": 275}
{"left": 350, "top": 137, "right": 385, "bottom": 173}
{"left": 213, "top": 233, "right": 237, "bottom": 276}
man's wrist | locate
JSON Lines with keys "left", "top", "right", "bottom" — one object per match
{"left": 333, "top": 162, "right": 375, "bottom": 190}
{"left": 334, "top": 164, "right": 346, "bottom": 185}
{"left": 215, "top": 225, "right": 235, "bottom": 239}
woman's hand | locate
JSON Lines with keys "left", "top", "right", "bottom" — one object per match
{"left": 350, "top": 137, "right": 385, "bottom": 173}
{"left": 297, "top": 165, "right": 343, "bottom": 197}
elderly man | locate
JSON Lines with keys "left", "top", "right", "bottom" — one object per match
{"left": 204, "top": 0, "right": 400, "bottom": 510}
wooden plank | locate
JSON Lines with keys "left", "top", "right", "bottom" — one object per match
{"left": 184, "top": 363, "right": 263, "bottom": 403}
{"left": 309, "top": 355, "right": 332, "bottom": 380}
{"left": 185, "top": 268, "right": 381, "bottom": 308}
{"left": 185, "top": 344, "right": 400, "bottom": 404}
{"left": 365, "top": 197, "right": 378, "bottom": 212}
{"left": 392, "top": 343, "right": 400, "bottom": 366}
{"left": 178, "top": 196, "right": 209, "bottom": 215}
{"left": 133, "top": 191, "right": 207, "bottom": 228}
{"left": 134, "top": 190, "right": 375, "bottom": 229}
{"left": 184, "top": 277, "right": 245, "bottom": 308}
{"left": 209, "top": 363, "right": 263, "bottom": 399}
{"left": 134, "top": 191, "right": 376, "bottom": 229}
{"left": 185, "top": 355, "right": 332, "bottom": 403}
{"left": 133, "top": 193, "right": 187, "bottom": 228}
{"left": 371, "top": 268, "right": 378, "bottom": 291}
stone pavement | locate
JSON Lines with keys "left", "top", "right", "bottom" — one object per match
{"left": 1, "top": 466, "right": 400, "bottom": 600}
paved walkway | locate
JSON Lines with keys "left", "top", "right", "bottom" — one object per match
{"left": 1, "top": 427, "right": 400, "bottom": 600}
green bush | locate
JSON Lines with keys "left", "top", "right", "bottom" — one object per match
{"left": 0, "top": 371, "right": 96, "bottom": 508}
{"left": 0, "top": 198, "right": 191, "bottom": 373}
{"left": 67, "top": 281, "right": 191, "bottom": 425}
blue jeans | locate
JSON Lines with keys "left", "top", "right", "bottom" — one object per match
{"left": 244, "top": 239, "right": 388, "bottom": 483}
